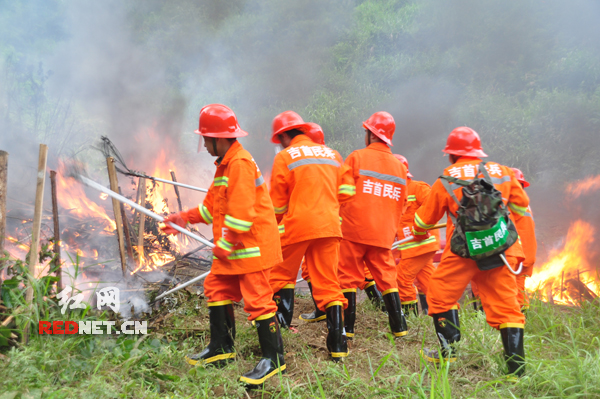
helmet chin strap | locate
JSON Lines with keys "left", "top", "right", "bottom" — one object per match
{"left": 212, "top": 137, "right": 218, "bottom": 157}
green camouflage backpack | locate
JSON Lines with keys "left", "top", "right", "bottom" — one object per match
{"left": 439, "top": 162, "right": 519, "bottom": 270}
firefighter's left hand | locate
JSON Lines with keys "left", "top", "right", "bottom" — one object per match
{"left": 161, "top": 212, "right": 187, "bottom": 235}
{"left": 411, "top": 228, "right": 431, "bottom": 242}
{"left": 213, "top": 245, "right": 231, "bottom": 260}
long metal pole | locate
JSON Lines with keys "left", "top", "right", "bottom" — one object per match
{"left": 79, "top": 176, "right": 214, "bottom": 248}
{"left": 391, "top": 223, "right": 446, "bottom": 249}
{"left": 153, "top": 271, "right": 210, "bottom": 301}
{"left": 149, "top": 176, "right": 208, "bottom": 193}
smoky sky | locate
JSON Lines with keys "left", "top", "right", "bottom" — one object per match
{"left": 2, "top": 0, "right": 600, "bottom": 260}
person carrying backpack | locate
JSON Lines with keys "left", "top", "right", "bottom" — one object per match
{"left": 411, "top": 127, "right": 529, "bottom": 379}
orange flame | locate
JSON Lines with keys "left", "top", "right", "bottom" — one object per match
{"left": 566, "top": 175, "right": 600, "bottom": 198}
{"left": 526, "top": 220, "right": 598, "bottom": 305}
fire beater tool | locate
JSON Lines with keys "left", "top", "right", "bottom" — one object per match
{"left": 97, "top": 136, "right": 208, "bottom": 193}
{"left": 77, "top": 175, "right": 214, "bottom": 248}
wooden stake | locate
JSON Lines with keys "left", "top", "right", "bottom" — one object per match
{"left": 137, "top": 177, "right": 146, "bottom": 265}
{"left": 49, "top": 171, "right": 62, "bottom": 291}
{"left": 0, "top": 150, "right": 8, "bottom": 275}
{"left": 24, "top": 144, "right": 48, "bottom": 344}
{"left": 170, "top": 170, "right": 183, "bottom": 212}
{"left": 118, "top": 187, "right": 135, "bottom": 266}
{"left": 106, "top": 157, "right": 128, "bottom": 276}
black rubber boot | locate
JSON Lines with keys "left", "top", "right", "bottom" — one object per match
{"left": 364, "top": 280, "right": 386, "bottom": 312}
{"left": 500, "top": 327, "right": 525, "bottom": 378}
{"left": 421, "top": 309, "right": 460, "bottom": 363}
{"left": 382, "top": 291, "right": 408, "bottom": 337}
{"left": 186, "top": 303, "right": 236, "bottom": 366}
{"left": 418, "top": 293, "right": 429, "bottom": 315}
{"left": 402, "top": 301, "right": 419, "bottom": 318}
{"left": 273, "top": 286, "right": 295, "bottom": 328}
{"left": 299, "top": 282, "right": 326, "bottom": 323}
{"left": 326, "top": 304, "right": 348, "bottom": 361}
{"left": 240, "top": 315, "right": 286, "bottom": 388}
{"left": 343, "top": 291, "right": 356, "bottom": 340}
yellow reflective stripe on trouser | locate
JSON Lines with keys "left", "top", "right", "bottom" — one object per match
{"left": 338, "top": 184, "right": 356, "bottom": 196}
{"left": 214, "top": 176, "right": 229, "bottom": 187}
{"left": 213, "top": 247, "right": 261, "bottom": 260}
{"left": 415, "top": 213, "right": 435, "bottom": 229}
{"left": 199, "top": 204, "right": 213, "bottom": 224}
{"left": 508, "top": 202, "right": 528, "bottom": 216}
{"left": 278, "top": 225, "right": 285, "bottom": 234}
{"left": 399, "top": 236, "right": 437, "bottom": 250}
{"left": 274, "top": 204, "right": 288, "bottom": 214}
{"left": 224, "top": 214, "right": 253, "bottom": 232}
{"left": 208, "top": 300, "right": 233, "bottom": 307}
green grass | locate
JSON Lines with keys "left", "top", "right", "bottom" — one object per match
{"left": 1, "top": 292, "right": 600, "bottom": 398}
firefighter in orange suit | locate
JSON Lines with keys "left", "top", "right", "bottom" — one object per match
{"left": 511, "top": 168, "right": 537, "bottom": 311}
{"left": 268, "top": 111, "right": 355, "bottom": 360}
{"left": 162, "top": 104, "right": 285, "bottom": 386}
{"left": 392, "top": 154, "right": 440, "bottom": 317}
{"left": 412, "top": 126, "right": 528, "bottom": 377}
{"left": 338, "top": 111, "right": 408, "bottom": 340}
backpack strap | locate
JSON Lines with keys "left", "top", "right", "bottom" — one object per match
{"left": 439, "top": 176, "right": 460, "bottom": 226}
{"left": 478, "top": 161, "right": 493, "bottom": 184}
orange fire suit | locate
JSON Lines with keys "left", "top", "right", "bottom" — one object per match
{"left": 338, "top": 142, "right": 407, "bottom": 294}
{"left": 515, "top": 205, "right": 537, "bottom": 309}
{"left": 395, "top": 178, "right": 441, "bottom": 304}
{"left": 183, "top": 141, "right": 281, "bottom": 320}
{"left": 269, "top": 134, "right": 355, "bottom": 310}
{"left": 413, "top": 157, "right": 528, "bottom": 329}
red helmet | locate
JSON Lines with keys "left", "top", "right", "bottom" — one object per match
{"left": 393, "top": 154, "right": 413, "bottom": 178}
{"left": 363, "top": 111, "right": 395, "bottom": 146}
{"left": 271, "top": 111, "right": 311, "bottom": 144}
{"left": 511, "top": 168, "right": 530, "bottom": 188}
{"left": 194, "top": 104, "right": 248, "bottom": 138}
{"left": 442, "top": 126, "right": 488, "bottom": 157}
{"left": 305, "top": 123, "right": 325, "bottom": 145}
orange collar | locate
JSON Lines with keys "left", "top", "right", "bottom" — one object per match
{"left": 289, "top": 134, "right": 311, "bottom": 146}
{"left": 215, "top": 140, "right": 243, "bottom": 167}
{"left": 367, "top": 142, "right": 391, "bottom": 153}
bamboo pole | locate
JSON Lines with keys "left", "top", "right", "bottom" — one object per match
{"left": 49, "top": 171, "right": 62, "bottom": 291}
{"left": 170, "top": 170, "right": 183, "bottom": 212}
{"left": 118, "top": 187, "right": 135, "bottom": 265}
{"left": 24, "top": 144, "right": 48, "bottom": 344}
{"left": 106, "top": 157, "right": 128, "bottom": 276}
{"left": 137, "top": 177, "right": 146, "bottom": 266}
{"left": 0, "top": 151, "right": 7, "bottom": 275}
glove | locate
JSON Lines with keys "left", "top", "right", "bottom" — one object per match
{"left": 411, "top": 227, "right": 431, "bottom": 242}
{"left": 161, "top": 212, "right": 187, "bottom": 235}
{"left": 213, "top": 229, "right": 243, "bottom": 260}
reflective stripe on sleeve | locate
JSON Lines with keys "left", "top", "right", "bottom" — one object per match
{"left": 199, "top": 204, "right": 213, "bottom": 224}
{"left": 224, "top": 214, "right": 253, "bottom": 232}
{"left": 359, "top": 169, "right": 406, "bottom": 185}
{"left": 255, "top": 175, "right": 265, "bottom": 187}
{"left": 217, "top": 237, "right": 233, "bottom": 251}
{"left": 278, "top": 225, "right": 285, "bottom": 234}
{"left": 214, "top": 176, "right": 229, "bottom": 187}
{"left": 414, "top": 213, "right": 435, "bottom": 229}
{"left": 274, "top": 204, "right": 288, "bottom": 214}
{"left": 508, "top": 202, "right": 528, "bottom": 216}
{"left": 407, "top": 195, "right": 417, "bottom": 202}
{"left": 338, "top": 184, "right": 356, "bottom": 196}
